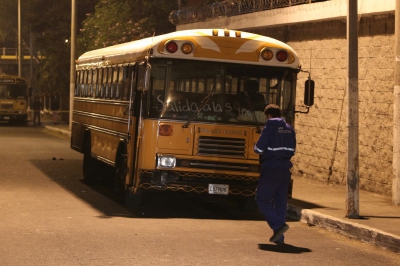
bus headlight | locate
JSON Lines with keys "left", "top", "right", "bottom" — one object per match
{"left": 158, "top": 155, "right": 176, "bottom": 168}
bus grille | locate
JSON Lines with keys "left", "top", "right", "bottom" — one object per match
{"left": 0, "top": 103, "right": 13, "bottom": 109}
{"left": 197, "top": 136, "right": 246, "bottom": 158}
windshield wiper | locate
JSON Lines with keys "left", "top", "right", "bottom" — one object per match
{"left": 243, "top": 91, "right": 262, "bottom": 133}
{"left": 182, "top": 91, "right": 214, "bottom": 128}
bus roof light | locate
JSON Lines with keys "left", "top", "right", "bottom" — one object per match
{"left": 166, "top": 42, "right": 178, "bottom": 53}
{"left": 276, "top": 50, "right": 288, "bottom": 62}
{"left": 261, "top": 48, "right": 273, "bottom": 61}
{"left": 181, "top": 43, "right": 193, "bottom": 54}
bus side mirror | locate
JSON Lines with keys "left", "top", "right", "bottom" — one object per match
{"left": 137, "top": 63, "right": 151, "bottom": 91}
{"left": 304, "top": 79, "right": 315, "bottom": 106}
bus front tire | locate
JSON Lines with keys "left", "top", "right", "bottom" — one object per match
{"left": 238, "top": 196, "right": 258, "bottom": 211}
{"left": 124, "top": 188, "right": 142, "bottom": 208}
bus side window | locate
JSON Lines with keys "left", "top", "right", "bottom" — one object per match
{"left": 84, "top": 70, "right": 89, "bottom": 97}
{"left": 101, "top": 68, "right": 107, "bottom": 98}
{"left": 92, "top": 69, "right": 98, "bottom": 98}
{"left": 85, "top": 70, "right": 89, "bottom": 97}
{"left": 80, "top": 71, "right": 86, "bottom": 97}
{"left": 109, "top": 67, "right": 115, "bottom": 99}
{"left": 96, "top": 68, "right": 103, "bottom": 98}
{"left": 109, "top": 67, "right": 114, "bottom": 99}
{"left": 106, "top": 67, "right": 112, "bottom": 99}
{"left": 115, "top": 66, "right": 122, "bottom": 99}
{"left": 74, "top": 71, "right": 80, "bottom": 96}
{"left": 122, "top": 66, "right": 136, "bottom": 101}
{"left": 87, "top": 69, "right": 93, "bottom": 97}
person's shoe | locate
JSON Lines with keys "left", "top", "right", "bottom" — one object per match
{"left": 270, "top": 224, "right": 289, "bottom": 243}
{"left": 274, "top": 239, "right": 285, "bottom": 245}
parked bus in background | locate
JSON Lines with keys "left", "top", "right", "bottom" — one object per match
{"left": 71, "top": 29, "right": 314, "bottom": 207}
{"left": 0, "top": 73, "right": 29, "bottom": 124}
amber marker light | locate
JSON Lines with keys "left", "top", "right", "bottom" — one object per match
{"left": 181, "top": 43, "right": 193, "bottom": 54}
{"left": 212, "top": 29, "right": 218, "bottom": 36}
{"left": 261, "top": 48, "right": 273, "bottom": 61}
{"left": 159, "top": 124, "right": 173, "bottom": 136}
{"left": 166, "top": 41, "right": 178, "bottom": 53}
{"left": 276, "top": 50, "right": 288, "bottom": 62}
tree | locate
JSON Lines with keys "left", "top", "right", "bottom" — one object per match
{"left": 0, "top": 0, "right": 180, "bottom": 93}
{"left": 0, "top": 0, "right": 98, "bottom": 93}
{"left": 24, "top": 0, "right": 98, "bottom": 93}
{"left": 78, "top": 0, "right": 179, "bottom": 54}
{"left": 0, "top": 0, "right": 18, "bottom": 44}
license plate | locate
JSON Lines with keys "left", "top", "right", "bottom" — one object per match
{"left": 208, "top": 184, "right": 229, "bottom": 195}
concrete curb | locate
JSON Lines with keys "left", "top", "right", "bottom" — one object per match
{"left": 44, "top": 125, "right": 71, "bottom": 137}
{"left": 287, "top": 204, "right": 400, "bottom": 254}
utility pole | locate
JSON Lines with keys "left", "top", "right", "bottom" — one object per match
{"left": 69, "top": 0, "right": 76, "bottom": 130}
{"left": 18, "top": 0, "right": 22, "bottom": 77}
{"left": 393, "top": 0, "right": 400, "bottom": 205}
{"left": 346, "top": 0, "right": 360, "bottom": 218}
{"left": 30, "top": 24, "right": 33, "bottom": 87}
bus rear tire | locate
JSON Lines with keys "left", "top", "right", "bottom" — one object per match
{"left": 83, "top": 140, "right": 97, "bottom": 185}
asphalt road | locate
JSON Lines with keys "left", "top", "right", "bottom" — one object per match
{"left": 0, "top": 123, "right": 399, "bottom": 266}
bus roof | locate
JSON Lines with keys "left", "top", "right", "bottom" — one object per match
{"left": 0, "top": 73, "right": 28, "bottom": 84}
{"left": 76, "top": 29, "right": 300, "bottom": 70}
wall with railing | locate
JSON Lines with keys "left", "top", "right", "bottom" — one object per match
{"left": 170, "top": 0, "right": 328, "bottom": 25}
{"left": 0, "top": 47, "right": 43, "bottom": 60}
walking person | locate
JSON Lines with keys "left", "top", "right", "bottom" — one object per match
{"left": 32, "top": 96, "right": 43, "bottom": 126}
{"left": 51, "top": 92, "right": 60, "bottom": 125}
{"left": 253, "top": 104, "right": 296, "bottom": 245}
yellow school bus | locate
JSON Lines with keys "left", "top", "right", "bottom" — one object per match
{"left": 71, "top": 29, "right": 314, "bottom": 206}
{"left": 0, "top": 73, "right": 29, "bottom": 124}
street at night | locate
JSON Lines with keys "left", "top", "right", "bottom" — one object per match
{"left": 0, "top": 124, "right": 399, "bottom": 265}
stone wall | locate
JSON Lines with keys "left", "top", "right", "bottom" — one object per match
{"left": 252, "top": 14, "right": 395, "bottom": 195}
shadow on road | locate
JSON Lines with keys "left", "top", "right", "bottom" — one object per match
{"left": 287, "top": 198, "right": 328, "bottom": 210}
{"left": 258, "top": 243, "right": 312, "bottom": 253}
{"left": 31, "top": 158, "right": 265, "bottom": 221}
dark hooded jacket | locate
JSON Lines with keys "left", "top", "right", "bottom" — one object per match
{"left": 254, "top": 117, "right": 296, "bottom": 168}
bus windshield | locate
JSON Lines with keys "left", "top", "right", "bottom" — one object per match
{"left": 0, "top": 84, "right": 27, "bottom": 99}
{"left": 147, "top": 59, "right": 297, "bottom": 125}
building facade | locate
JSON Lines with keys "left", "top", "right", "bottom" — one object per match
{"left": 173, "top": 0, "right": 399, "bottom": 202}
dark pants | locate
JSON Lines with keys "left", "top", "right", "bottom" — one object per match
{"left": 33, "top": 111, "right": 41, "bottom": 126}
{"left": 255, "top": 167, "right": 291, "bottom": 241}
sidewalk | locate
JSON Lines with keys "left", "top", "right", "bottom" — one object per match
{"left": 37, "top": 119, "right": 400, "bottom": 253}
{"left": 287, "top": 176, "right": 400, "bottom": 253}
{"left": 28, "top": 116, "right": 71, "bottom": 137}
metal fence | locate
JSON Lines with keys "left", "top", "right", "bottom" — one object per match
{"left": 0, "top": 47, "right": 43, "bottom": 60}
{"left": 170, "top": 0, "right": 329, "bottom": 25}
